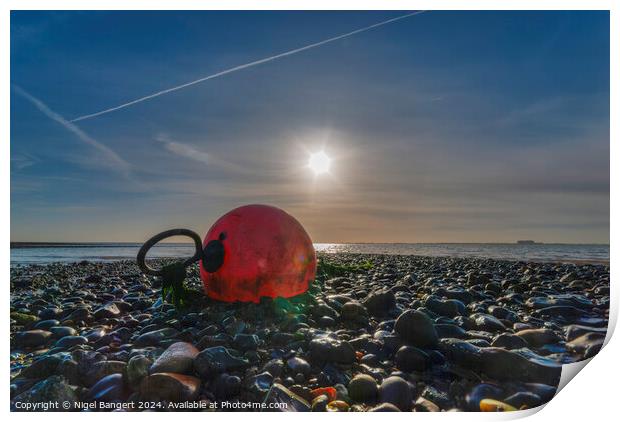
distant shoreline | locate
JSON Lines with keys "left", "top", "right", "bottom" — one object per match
{"left": 10, "top": 242, "right": 148, "bottom": 249}
{"left": 10, "top": 241, "right": 611, "bottom": 249}
{"left": 10, "top": 242, "right": 610, "bottom": 266}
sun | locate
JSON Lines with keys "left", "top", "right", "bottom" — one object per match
{"left": 308, "top": 151, "right": 331, "bottom": 175}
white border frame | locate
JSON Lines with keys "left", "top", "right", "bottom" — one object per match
{"left": 3, "top": 1, "right": 617, "bottom": 420}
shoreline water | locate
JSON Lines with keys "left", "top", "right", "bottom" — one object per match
{"left": 10, "top": 242, "right": 610, "bottom": 266}
{"left": 10, "top": 252, "right": 609, "bottom": 412}
{"left": 9, "top": 255, "right": 611, "bottom": 269}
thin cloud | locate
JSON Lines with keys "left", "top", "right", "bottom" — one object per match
{"left": 70, "top": 11, "right": 427, "bottom": 122}
{"left": 11, "top": 153, "right": 39, "bottom": 170}
{"left": 12, "top": 85, "right": 131, "bottom": 177}
{"left": 157, "top": 134, "right": 210, "bottom": 164}
{"left": 156, "top": 134, "right": 251, "bottom": 174}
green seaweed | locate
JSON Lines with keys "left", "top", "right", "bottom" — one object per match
{"left": 160, "top": 262, "right": 190, "bottom": 309}
{"left": 158, "top": 257, "right": 373, "bottom": 311}
{"left": 316, "top": 259, "right": 373, "bottom": 278}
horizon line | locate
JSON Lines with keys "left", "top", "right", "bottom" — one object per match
{"left": 10, "top": 240, "right": 611, "bottom": 248}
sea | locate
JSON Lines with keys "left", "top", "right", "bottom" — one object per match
{"left": 10, "top": 242, "right": 610, "bottom": 266}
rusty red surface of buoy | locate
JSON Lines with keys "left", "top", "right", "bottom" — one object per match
{"left": 199, "top": 204, "right": 316, "bottom": 303}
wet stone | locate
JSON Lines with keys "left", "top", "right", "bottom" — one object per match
{"left": 394, "top": 310, "right": 438, "bottom": 348}
{"left": 134, "top": 328, "right": 179, "bottom": 347}
{"left": 314, "top": 303, "right": 339, "bottom": 319}
{"left": 12, "top": 376, "right": 78, "bottom": 411}
{"left": 94, "top": 302, "right": 121, "bottom": 319}
{"left": 84, "top": 328, "right": 107, "bottom": 343}
{"left": 504, "top": 391, "right": 543, "bottom": 409}
{"left": 414, "top": 397, "right": 440, "bottom": 412}
{"left": 363, "top": 290, "right": 396, "bottom": 317}
{"left": 14, "top": 330, "right": 52, "bottom": 348}
{"left": 197, "top": 333, "right": 230, "bottom": 350}
{"left": 467, "top": 272, "right": 491, "bottom": 285}
{"left": 326, "top": 400, "right": 349, "bottom": 412}
{"left": 149, "top": 341, "right": 199, "bottom": 374}
{"left": 566, "top": 332, "right": 605, "bottom": 358}
{"left": 271, "top": 332, "right": 295, "bottom": 347}
{"left": 38, "top": 308, "right": 63, "bottom": 320}
{"left": 491, "top": 333, "right": 529, "bottom": 350}
{"left": 340, "top": 301, "right": 368, "bottom": 321}
{"left": 565, "top": 324, "right": 608, "bottom": 341}
{"left": 63, "top": 308, "right": 90, "bottom": 323}
{"left": 34, "top": 319, "right": 60, "bottom": 330}
{"left": 232, "top": 333, "right": 260, "bottom": 351}
{"left": 88, "top": 373, "right": 128, "bottom": 402}
{"left": 54, "top": 335, "right": 88, "bottom": 349}
{"left": 140, "top": 372, "right": 201, "bottom": 402}
{"left": 395, "top": 345, "right": 431, "bottom": 372}
{"left": 262, "top": 359, "right": 284, "bottom": 377}
{"left": 425, "top": 297, "right": 466, "bottom": 318}
{"left": 73, "top": 350, "right": 106, "bottom": 375}
{"left": 213, "top": 373, "right": 242, "bottom": 399}
{"left": 248, "top": 371, "right": 274, "bottom": 394}
{"left": 50, "top": 326, "right": 77, "bottom": 339}
{"left": 488, "top": 305, "right": 516, "bottom": 321}
{"left": 312, "top": 394, "right": 329, "bottom": 411}
{"left": 360, "top": 354, "right": 379, "bottom": 366}
{"left": 348, "top": 374, "right": 378, "bottom": 403}
{"left": 126, "top": 355, "right": 152, "bottom": 390}
{"left": 309, "top": 336, "right": 356, "bottom": 364}
{"left": 287, "top": 357, "right": 311, "bottom": 376}
{"left": 20, "top": 354, "right": 67, "bottom": 379}
{"left": 369, "top": 403, "right": 401, "bottom": 412}
{"left": 57, "top": 357, "right": 80, "bottom": 385}
{"left": 420, "top": 385, "right": 452, "bottom": 409}
{"left": 469, "top": 313, "right": 506, "bottom": 333}
{"left": 526, "top": 295, "right": 593, "bottom": 310}
{"left": 262, "top": 383, "right": 311, "bottom": 411}
{"left": 532, "top": 305, "right": 585, "bottom": 319}
{"left": 435, "top": 323, "right": 467, "bottom": 339}
{"left": 378, "top": 376, "right": 413, "bottom": 411}
{"left": 85, "top": 360, "right": 127, "bottom": 387}
{"left": 464, "top": 383, "right": 505, "bottom": 411}
{"left": 193, "top": 346, "right": 250, "bottom": 377}
{"left": 481, "top": 348, "right": 562, "bottom": 385}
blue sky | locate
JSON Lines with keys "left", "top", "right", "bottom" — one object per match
{"left": 10, "top": 11, "right": 609, "bottom": 243}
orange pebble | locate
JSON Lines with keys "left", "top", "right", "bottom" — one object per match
{"left": 311, "top": 387, "right": 337, "bottom": 402}
{"left": 326, "top": 400, "right": 350, "bottom": 412}
{"left": 479, "top": 399, "right": 517, "bottom": 412}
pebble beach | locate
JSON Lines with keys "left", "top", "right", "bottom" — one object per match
{"left": 10, "top": 253, "right": 610, "bottom": 412}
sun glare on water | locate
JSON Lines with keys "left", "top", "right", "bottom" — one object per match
{"left": 308, "top": 151, "right": 331, "bottom": 175}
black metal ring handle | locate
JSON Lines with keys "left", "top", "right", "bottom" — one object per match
{"left": 137, "top": 228, "right": 204, "bottom": 276}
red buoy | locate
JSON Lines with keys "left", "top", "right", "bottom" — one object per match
{"left": 199, "top": 204, "right": 316, "bottom": 303}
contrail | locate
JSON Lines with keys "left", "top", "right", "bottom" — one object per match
{"left": 71, "top": 11, "right": 426, "bottom": 122}
{"left": 13, "top": 85, "right": 131, "bottom": 176}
